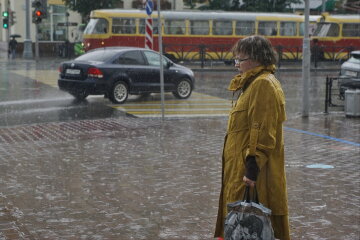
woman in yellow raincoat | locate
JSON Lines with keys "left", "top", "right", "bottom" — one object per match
{"left": 214, "top": 36, "right": 290, "bottom": 240}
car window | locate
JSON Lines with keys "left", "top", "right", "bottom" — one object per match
{"left": 143, "top": 51, "right": 168, "bottom": 66}
{"left": 75, "top": 50, "right": 116, "bottom": 62}
{"left": 116, "top": 51, "right": 146, "bottom": 65}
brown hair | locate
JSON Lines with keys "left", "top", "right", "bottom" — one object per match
{"left": 232, "top": 35, "right": 278, "bottom": 66}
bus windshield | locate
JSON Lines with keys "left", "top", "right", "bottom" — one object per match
{"left": 313, "top": 23, "right": 339, "bottom": 37}
{"left": 84, "top": 18, "right": 109, "bottom": 34}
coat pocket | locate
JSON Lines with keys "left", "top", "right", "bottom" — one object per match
{"left": 228, "top": 107, "right": 249, "bottom": 133}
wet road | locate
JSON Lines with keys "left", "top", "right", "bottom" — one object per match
{"left": 0, "top": 59, "right": 342, "bottom": 126}
{"left": 0, "top": 58, "right": 359, "bottom": 240}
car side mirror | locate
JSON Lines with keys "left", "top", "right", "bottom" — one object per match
{"left": 166, "top": 61, "right": 173, "bottom": 68}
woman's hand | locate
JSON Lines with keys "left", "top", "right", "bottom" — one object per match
{"left": 243, "top": 176, "right": 256, "bottom": 187}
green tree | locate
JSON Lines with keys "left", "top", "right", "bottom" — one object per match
{"left": 62, "top": 0, "right": 118, "bottom": 19}
{"left": 184, "top": 0, "right": 209, "bottom": 9}
{"left": 239, "top": 0, "right": 301, "bottom": 12}
{"left": 198, "top": 0, "right": 232, "bottom": 10}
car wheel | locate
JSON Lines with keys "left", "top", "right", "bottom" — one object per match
{"left": 70, "top": 91, "right": 89, "bottom": 101}
{"left": 109, "top": 81, "right": 128, "bottom": 104}
{"left": 173, "top": 79, "right": 192, "bottom": 99}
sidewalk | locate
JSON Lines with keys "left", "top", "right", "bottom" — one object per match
{"left": 0, "top": 112, "right": 359, "bottom": 239}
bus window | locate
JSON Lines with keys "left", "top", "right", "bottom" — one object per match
{"left": 213, "top": 20, "right": 232, "bottom": 35}
{"left": 112, "top": 18, "right": 136, "bottom": 34}
{"left": 84, "top": 18, "right": 108, "bottom": 34}
{"left": 299, "top": 22, "right": 317, "bottom": 36}
{"left": 342, "top": 23, "right": 360, "bottom": 37}
{"left": 280, "top": 22, "right": 296, "bottom": 36}
{"left": 189, "top": 20, "right": 209, "bottom": 35}
{"left": 258, "top": 21, "right": 277, "bottom": 36}
{"left": 235, "top": 21, "right": 255, "bottom": 35}
{"left": 139, "top": 18, "right": 159, "bottom": 34}
{"left": 164, "top": 20, "right": 185, "bottom": 35}
{"left": 313, "top": 23, "right": 339, "bottom": 37}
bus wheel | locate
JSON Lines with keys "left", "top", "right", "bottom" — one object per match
{"left": 173, "top": 79, "right": 192, "bottom": 99}
{"left": 109, "top": 81, "right": 128, "bottom": 104}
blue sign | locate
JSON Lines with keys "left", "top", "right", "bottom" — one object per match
{"left": 146, "top": 0, "right": 153, "bottom": 15}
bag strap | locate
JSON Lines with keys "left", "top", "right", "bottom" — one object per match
{"left": 242, "top": 186, "right": 259, "bottom": 204}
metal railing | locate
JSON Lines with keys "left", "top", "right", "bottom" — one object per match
{"left": 324, "top": 76, "right": 344, "bottom": 114}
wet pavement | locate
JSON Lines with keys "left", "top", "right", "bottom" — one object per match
{"left": 0, "top": 114, "right": 358, "bottom": 240}
{"left": 0, "top": 55, "right": 359, "bottom": 239}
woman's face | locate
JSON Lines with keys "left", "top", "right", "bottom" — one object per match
{"left": 234, "top": 53, "right": 260, "bottom": 73}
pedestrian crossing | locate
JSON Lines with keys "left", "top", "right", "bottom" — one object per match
{"left": 11, "top": 69, "right": 58, "bottom": 87}
{"left": 111, "top": 92, "right": 232, "bottom": 118}
{"left": 11, "top": 69, "right": 232, "bottom": 118}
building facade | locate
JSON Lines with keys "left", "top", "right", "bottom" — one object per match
{"left": 0, "top": 0, "right": 183, "bottom": 49}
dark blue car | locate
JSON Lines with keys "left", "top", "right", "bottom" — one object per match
{"left": 58, "top": 47, "right": 195, "bottom": 104}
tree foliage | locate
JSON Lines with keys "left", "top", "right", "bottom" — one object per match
{"left": 189, "top": 0, "right": 302, "bottom": 12}
{"left": 240, "top": 0, "right": 301, "bottom": 12}
{"left": 62, "top": 0, "right": 118, "bottom": 19}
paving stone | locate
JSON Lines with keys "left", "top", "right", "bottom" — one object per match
{"left": 0, "top": 114, "right": 358, "bottom": 239}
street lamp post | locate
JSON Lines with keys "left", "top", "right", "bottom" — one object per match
{"left": 23, "top": 0, "right": 33, "bottom": 59}
{"left": 302, "top": 0, "right": 310, "bottom": 117}
{"left": 157, "top": 0, "right": 165, "bottom": 120}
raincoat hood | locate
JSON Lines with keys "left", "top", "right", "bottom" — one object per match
{"left": 228, "top": 65, "right": 276, "bottom": 92}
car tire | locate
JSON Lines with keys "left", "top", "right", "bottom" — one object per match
{"left": 70, "top": 91, "right": 89, "bottom": 101}
{"left": 109, "top": 81, "right": 128, "bottom": 104}
{"left": 173, "top": 79, "right": 192, "bottom": 99}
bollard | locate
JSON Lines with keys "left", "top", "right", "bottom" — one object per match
{"left": 324, "top": 76, "right": 329, "bottom": 114}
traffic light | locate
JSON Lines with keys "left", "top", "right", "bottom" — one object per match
{"left": 2, "top": 11, "right": 9, "bottom": 29}
{"left": 10, "top": 11, "right": 16, "bottom": 26}
{"left": 32, "top": 0, "right": 47, "bottom": 24}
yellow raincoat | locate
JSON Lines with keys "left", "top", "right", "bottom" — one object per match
{"left": 214, "top": 65, "right": 290, "bottom": 239}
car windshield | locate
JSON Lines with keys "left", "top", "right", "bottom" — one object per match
{"left": 75, "top": 50, "right": 117, "bottom": 62}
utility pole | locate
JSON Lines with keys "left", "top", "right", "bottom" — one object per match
{"left": 302, "top": 0, "right": 310, "bottom": 117}
{"left": 23, "top": 0, "right": 33, "bottom": 59}
{"left": 157, "top": 0, "right": 165, "bottom": 120}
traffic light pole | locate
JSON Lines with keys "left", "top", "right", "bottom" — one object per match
{"left": 4, "top": 2, "right": 10, "bottom": 59}
{"left": 23, "top": 0, "right": 33, "bottom": 59}
{"left": 35, "top": 24, "right": 39, "bottom": 59}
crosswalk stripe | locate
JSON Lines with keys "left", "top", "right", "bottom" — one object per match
{"left": 10, "top": 70, "right": 58, "bottom": 87}
{"left": 115, "top": 105, "right": 230, "bottom": 110}
{"left": 114, "top": 92, "right": 232, "bottom": 117}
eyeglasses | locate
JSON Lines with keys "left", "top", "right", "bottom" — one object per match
{"left": 234, "top": 58, "right": 249, "bottom": 65}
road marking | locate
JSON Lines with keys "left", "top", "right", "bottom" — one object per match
{"left": 8, "top": 71, "right": 232, "bottom": 118}
{"left": 284, "top": 127, "right": 360, "bottom": 147}
{"left": 111, "top": 92, "right": 231, "bottom": 118}
{"left": 10, "top": 70, "right": 58, "bottom": 87}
